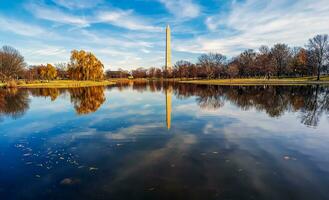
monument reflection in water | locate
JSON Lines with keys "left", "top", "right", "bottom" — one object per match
{"left": 1, "top": 83, "right": 329, "bottom": 200}
{"left": 166, "top": 86, "right": 172, "bottom": 129}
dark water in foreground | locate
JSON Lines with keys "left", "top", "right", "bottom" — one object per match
{"left": 1, "top": 83, "right": 329, "bottom": 200}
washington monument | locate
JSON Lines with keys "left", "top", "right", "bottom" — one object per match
{"left": 165, "top": 25, "right": 172, "bottom": 70}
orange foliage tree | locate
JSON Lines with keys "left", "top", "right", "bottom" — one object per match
{"left": 37, "top": 64, "right": 57, "bottom": 80}
{"left": 68, "top": 50, "right": 104, "bottom": 80}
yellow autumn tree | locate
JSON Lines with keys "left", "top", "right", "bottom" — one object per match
{"left": 37, "top": 64, "right": 57, "bottom": 80}
{"left": 68, "top": 50, "right": 104, "bottom": 80}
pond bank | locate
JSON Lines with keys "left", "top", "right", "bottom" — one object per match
{"left": 180, "top": 77, "right": 329, "bottom": 85}
{"left": 12, "top": 80, "right": 115, "bottom": 88}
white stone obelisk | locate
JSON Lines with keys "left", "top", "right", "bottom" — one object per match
{"left": 165, "top": 25, "right": 172, "bottom": 71}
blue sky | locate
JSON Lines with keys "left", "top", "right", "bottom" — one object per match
{"left": 1, "top": 0, "right": 329, "bottom": 70}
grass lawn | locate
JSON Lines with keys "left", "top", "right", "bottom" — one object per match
{"left": 108, "top": 78, "right": 149, "bottom": 83}
{"left": 108, "top": 78, "right": 194, "bottom": 82}
{"left": 180, "top": 76, "right": 329, "bottom": 85}
{"left": 15, "top": 80, "right": 115, "bottom": 88}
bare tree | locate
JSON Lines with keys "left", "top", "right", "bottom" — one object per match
{"left": 155, "top": 68, "right": 162, "bottom": 78}
{"left": 237, "top": 49, "right": 257, "bottom": 77}
{"left": 173, "top": 60, "right": 193, "bottom": 79}
{"left": 0, "top": 46, "right": 26, "bottom": 81}
{"left": 227, "top": 62, "right": 239, "bottom": 78}
{"left": 55, "top": 62, "right": 68, "bottom": 79}
{"left": 271, "top": 44, "right": 291, "bottom": 78}
{"left": 256, "top": 45, "right": 275, "bottom": 78}
{"left": 131, "top": 67, "right": 147, "bottom": 78}
{"left": 147, "top": 67, "right": 157, "bottom": 78}
{"left": 307, "top": 34, "right": 328, "bottom": 81}
{"left": 289, "top": 47, "right": 309, "bottom": 77}
{"left": 197, "top": 53, "right": 226, "bottom": 79}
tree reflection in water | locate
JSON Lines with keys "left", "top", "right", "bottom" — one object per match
{"left": 69, "top": 87, "right": 106, "bottom": 115}
{"left": 172, "top": 84, "right": 329, "bottom": 127}
{"left": 28, "top": 87, "right": 106, "bottom": 115}
{"left": 110, "top": 81, "right": 329, "bottom": 126}
{"left": 29, "top": 88, "right": 61, "bottom": 101}
{"left": 0, "top": 88, "right": 30, "bottom": 119}
{"left": 300, "top": 85, "right": 329, "bottom": 127}
{"left": 1, "top": 83, "right": 329, "bottom": 127}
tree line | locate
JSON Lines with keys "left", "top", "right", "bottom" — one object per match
{"left": 1, "top": 34, "right": 328, "bottom": 82}
{"left": 106, "top": 34, "right": 329, "bottom": 81}
{"left": 0, "top": 47, "right": 104, "bottom": 82}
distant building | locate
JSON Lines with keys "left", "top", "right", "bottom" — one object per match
{"left": 105, "top": 70, "right": 130, "bottom": 79}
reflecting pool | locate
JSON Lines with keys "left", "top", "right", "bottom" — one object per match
{"left": 1, "top": 83, "right": 329, "bottom": 200}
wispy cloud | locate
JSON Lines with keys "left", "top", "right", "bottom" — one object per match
{"left": 26, "top": 3, "right": 90, "bottom": 27}
{"left": 78, "top": 29, "right": 155, "bottom": 49}
{"left": 158, "top": 0, "right": 201, "bottom": 19}
{"left": 52, "top": 0, "right": 103, "bottom": 10}
{"left": 25, "top": 47, "right": 67, "bottom": 57}
{"left": 26, "top": 2, "right": 161, "bottom": 31}
{"left": 21, "top": 44, "right": 68, "bottom": 65}
{"left": 181, "top": 0, "right": 329, "bottom": 56}
{"left": 95, "top": 10, "right": 161, "bottom": 32}
{"left": 2, "top": 0, "right": 329, "bottom": 69}
{"left": 0, "top": 16, "right": 45, "bottom": 36}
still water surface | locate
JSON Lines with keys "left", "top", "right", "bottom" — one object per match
{"left": 1, "top": 83, "right": 329, "bottom": 200}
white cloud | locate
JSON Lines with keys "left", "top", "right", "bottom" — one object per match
{"left": 5, "top": 0, "right": 329, "bottom": 69}
{"left": 20, "top": 44, "right": 69, "bottom": 65}
{"left": 159, "top": 0, "right": 200, "bottom": 19}
{"left": 105, "top": 123, "right": 164, "bottom": 140}
{"left": 177, "top": 0, "right": 329, "bottom": 56}
{"left": 52, "top": 0, "right": 103, "bottom": 10}
{"left": 78, "top": 29, "right": 154, "bottom": 48}
{"left": 141, "top": 48, "right": 150, "bottom": 53}
{"left": 25, "top": 47, "right": 67, "bottom": 57}
{"left": 11, "top": 2, "right": 163, "bottom": 68}
{"left": 95, "top": 10, "right": 161, "bottom": 32}
{"left": 27, "top": 3, "right": 90, "bottom": 27}
{"left": 26, "top": 2, "right": 161, "bottom": 32}
{"left": 0, "top": 16, "right": 45, "bottom": 36}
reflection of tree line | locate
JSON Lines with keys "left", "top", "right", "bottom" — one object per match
{"left": 108, "top": 80, "right": 174, "bottom": 93}
{"left": 0, "top": 88, "right": 30, "bottom": 119}
{"left": 109, "top": 81, "right": 329, "bottom": 126}
{"left": 173, "top": 84, "right": 329, "bottom": 127}
{"left": 0, "top": 87, "right": 106, "bottom": 120}
{"left": 1, "top": 82, "right": 328, "bottom": 127}
{"left": 29, "top": 88, "right": 61, "bottom": 101}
